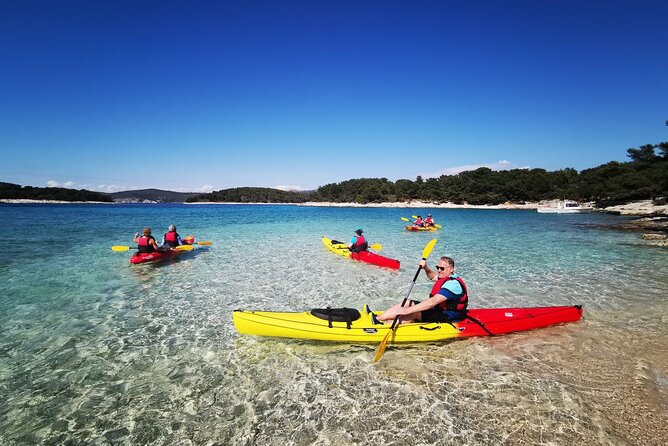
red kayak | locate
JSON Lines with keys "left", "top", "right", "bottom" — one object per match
{"left": 130, "top": 235, "right": 194, "bottom": 264}
{"left": 454, "top": 305, "right": 583, "bottom": 337}
{"left": 322, "top": 237, "right": 400, "bottom": 269}
{"left": 350, "top": 250, "right": 401, "bottom": 269}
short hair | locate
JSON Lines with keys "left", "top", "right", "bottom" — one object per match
{"left": 439, "top": 256, "right": 454, "bottom": 268}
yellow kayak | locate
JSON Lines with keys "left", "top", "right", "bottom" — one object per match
{"left": 233, "top": 305, "right": 583, "bottom": 343}
{"left": 405, "top": 225, "right": 438, "bottom": 232}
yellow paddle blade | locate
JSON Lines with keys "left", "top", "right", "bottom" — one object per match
{"left": 373, "top": 329, "right": 392, "bottom": 363}
{"left": 434, "top": 224, "right": 442, "bottom": 229}
{"left": 111, "top": 245, "right": 131, "bottom": 251}
{"left": 369, "top": 243, "right": 382, "bottom": 251}
{"left": 196, "top": 241, "right": 213, "bottom": 245}
{"left": 175, "top": 245, "right": 194, "bottom": 251}
{"left": 421, "top": 238, "right": 438, "bottom": 260}
{"left": 400, "top": 217, "right": 410, "bottom": 222}
{"left": 411, "top": 215, "right": 418, "bottom": 219}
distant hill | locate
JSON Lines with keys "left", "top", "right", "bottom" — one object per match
{"left": 187, "top": 187, "right": 312, "bottom": 203}
{"left": 0, "top": 182, "right": 113, "bottom": 202}
{"left": 109, "top": 189, "right": 199, "bottom": 203}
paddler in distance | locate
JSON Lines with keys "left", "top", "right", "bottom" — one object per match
{"left": 161, "top": 224, "right": 182, "bottom": 248}
{"left": 424, "top": 214, "right": 435, "bottom": 227}
{"left": 346, "top": 228, "right": 369, "bottom": 253}
{"left": 372, "top": 256, "right": 468, "bottom": 324}
{"left": 412, "top": 215, "right": 424, "bottom": 227}
{"left": 133, "top": 227, "right": 160, "bottom": 253}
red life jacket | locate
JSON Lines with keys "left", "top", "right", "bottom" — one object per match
{"left": 352, "top": 235, "right": 368, "bottom": 252}
{"left": 430, "top": 275, "right": 468, "bottom": 312}
{"left": 414, "top": 218, "right": 424, "bottom": 226}
{"left": 137, "top": 235, "right": 156, "bottom": 253}
{"left": 425, "top": 217, "right": 434, "bottom": 225}
{"left": 163, "top": 231, "right": 180, "bottom": 247}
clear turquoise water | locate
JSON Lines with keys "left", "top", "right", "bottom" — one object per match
{"left": 1, "top": 204, "right": 666, "bottom": 445}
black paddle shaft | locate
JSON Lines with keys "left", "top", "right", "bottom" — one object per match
{"left": 389, "top": 264, "right": 424, "bottom": 330}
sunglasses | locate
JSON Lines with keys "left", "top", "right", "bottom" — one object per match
{"left": 435, "top": 265, "right": 446, "bottom": 271}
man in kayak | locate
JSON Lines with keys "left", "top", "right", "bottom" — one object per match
{"left": 347, "top": 228, "right": 369, "bottom": 253}
{"left": 424, "top": 214, "right": 435, "bottom": 227}
{"left": 374, "top": 256, "right": 468, "bottom": 324}
{"left": 161, "top": 224, "right": 182, "bottom": 248}
{"left": 133, "top": 227, "right": 160, "bottom": 253}
{"left": 413, "top": 216, "right": 424, "bottom": 227}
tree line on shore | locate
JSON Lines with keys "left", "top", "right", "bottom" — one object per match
{"left": 0, "top": 182, "right": 113, "bottom": 202}
{"left": 2, "top": 140, "right": 666, "bottom": 205}
{"left": 188, "top": 141, "right": 667, "bottom": 206}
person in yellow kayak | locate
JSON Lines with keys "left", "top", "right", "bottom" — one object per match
{"left": 373, "top": 256, "right": 468, "bottom": 324}
{"left": 346, "top": 228, "right": 369, "bottom": 253}
{"left": 161, "top": 224, "right": 182, "bottom": 248}
{"left": 133, "top": 227, "right": 160, "bottom": 253}
{"left": 412, "top": 215, "right": 424, "bottom": 227}
{"left": 424, "top": 214, "right": 435, "bottom": 227}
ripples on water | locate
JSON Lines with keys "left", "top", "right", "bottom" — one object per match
{"left": 0, "top": 204, "right": 666, "bottom": 445}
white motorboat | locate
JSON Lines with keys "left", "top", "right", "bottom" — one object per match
{"left": 537, "top": 200, "right": 593, "bottom": 213}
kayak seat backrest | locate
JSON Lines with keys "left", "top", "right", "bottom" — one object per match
{"left": 310, "top": 307, "right": 361, "bottom": 329}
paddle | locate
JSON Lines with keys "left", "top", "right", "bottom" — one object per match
{"left": 195, "top": 241, "right": 213, "bottom": 245}
{"left": 373, "top": 238, "right": 438, "bottom": 363}
{"left": 111, "top": 244, "right": 194, "bottom": 252}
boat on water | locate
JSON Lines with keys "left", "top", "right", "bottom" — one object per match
{"left": 129, "top": 235, "right": 195, "bottom": 264}
{"left": 233, "top": 305, "right": 583, "bottom": 343}
{"left": 537, "top": 200, "right": 593, "bottom": 213}
{"left": 322, "top": 237, "right": 400, "bottom": 269}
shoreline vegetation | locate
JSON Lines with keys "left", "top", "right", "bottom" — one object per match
{"left": 2, "top": 197, "right": 666, "bottom": 215}
{"left": 2, "top": 140, "right": 666, "bottom": 218}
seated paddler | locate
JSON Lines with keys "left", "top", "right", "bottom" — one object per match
{"left": 346, "top": 228, "right": 369, "bottom": 253}
{"left": 374, "top": 255, "right": 468, "bottom": 324}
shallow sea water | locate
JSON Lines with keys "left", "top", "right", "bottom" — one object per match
{"left": 0, "top": 204, "right": 666, "bottom": 445}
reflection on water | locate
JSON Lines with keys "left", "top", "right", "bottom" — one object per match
{"left": 0, "top": 204, "right": 666, "bottom": 445}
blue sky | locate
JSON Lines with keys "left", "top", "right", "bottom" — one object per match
{"left": 1, "top": 0, "right": 666, "bottom": 193}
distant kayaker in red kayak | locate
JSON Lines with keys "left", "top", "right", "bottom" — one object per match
{"left": 424, "top": 214, "right": 435, "bottom": 227}
{"left": 374, "top": 256, "right": 468, "bottom": 324}
{"left": 347, "top": 228, "right": 369, "bottom": 253}
{"left": 133, "top": 227, "right": 160, "bottom": 253}
{"left": 161, "top": 224, "right": 182, "bottom": 248}
{"left": 412, "top": 216, "right": 424, "bottom": 227}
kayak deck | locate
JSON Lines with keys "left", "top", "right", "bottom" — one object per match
{"left": 322, "top": 237, "right": 400, "bottom": 269}
{"left": 233, "top": 305, "right": 583, "bottom": 343}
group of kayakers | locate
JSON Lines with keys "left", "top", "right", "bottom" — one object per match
{"left": 344, "top": 222, "right": 468, "bottom": 325}
{"left": 133, "top": 225, "right": 183, "bottom": 253}
{"left": 135, "top": 215, "right": 467, "bottom": 325}
{"left": 412, "top": 214, "right": 436, "bottom": 228}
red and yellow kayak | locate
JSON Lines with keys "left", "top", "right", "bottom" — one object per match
{"left": 405, "top": 225, "right": 438, "bottom": 232}
{"left": 129, "top": 235, "right": 195, "bottom": 264}
{"left": 233, "top": 305, "right": 583, "bottom": 343}
{"left": 322, "top": 237, "right": 400, "bottom": 269}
